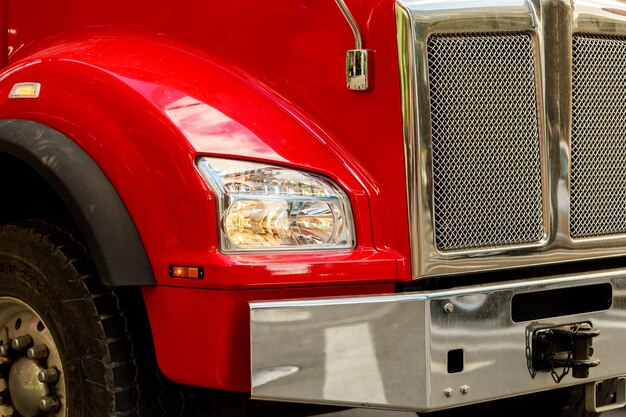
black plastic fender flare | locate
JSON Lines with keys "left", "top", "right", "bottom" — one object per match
{"left": 0, "top": 119, "right": 154, "bottom": 286}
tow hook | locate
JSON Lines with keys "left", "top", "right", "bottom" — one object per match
{"left": 530, "top": 322, "right": 600, "bottom": 382}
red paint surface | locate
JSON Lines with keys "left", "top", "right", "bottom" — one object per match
{"left": 143, "top": 283, "right": 395, "bottom": 391}
{"left": 0, "top": 0, "right": 6, "bottom": 68}
{"left": 0, "top": 0, "right": 410, "bottom": 390}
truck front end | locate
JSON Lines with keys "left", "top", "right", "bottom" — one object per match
{"left": 250, "top": 0, "right": 626, "bottom": 414}
{"left": 1, "top": 0, "right": 626, "bottom": 416}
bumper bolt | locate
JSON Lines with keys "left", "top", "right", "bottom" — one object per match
{"left": 443, "top": 303, "right": 454, "bottom": 314}
{"left": 27, "top": 344, "right": 49, "bottom": 360}
{"left": 460, "top": 385, "right": 470, "bottom": 395}
{"left": 11, "top": 335, "right": 33, "bottom": 351}
{"left": 444, "top": 387, "right": 454, "bottom": 398}
{"left": 38, "top": 368, "right": 59, "bottom": 384}
{"left": 39, "top": 396, "right": 60, "bottom": 412}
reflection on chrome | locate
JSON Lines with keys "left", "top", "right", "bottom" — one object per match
{"left": 450, "top": 294, "right": 488, "bottom": 312}
{"left": 323, "top": 322, "right": 387, "bottom": 404}
{"left": 252, "top": 309, "right": 312, "bottom": 323}
{"left": 252, "top": 366, "right": 300, "bottom": 388}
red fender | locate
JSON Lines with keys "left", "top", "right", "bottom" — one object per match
{"left": 0, "top": 33, "right": 399, "bottom": 390}
{"left": 0, "top": 33, "right": 400, "bottom": 289}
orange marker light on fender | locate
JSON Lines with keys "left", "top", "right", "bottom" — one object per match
{"left": 169, "top": 265, "right": 204, "bottom": 279}
{"left": 9, "top": 82, "right": 41, "bottom": 99}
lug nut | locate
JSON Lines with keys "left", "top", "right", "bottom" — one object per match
{"left": 0, "top": 345, "right": 9, "bottom": 357}
{"left": 27, "top": 344, "right": 49, "bottom": 360}
{"left": 38, "top": 368, "right": 59, "bottom": 384}
{"left": 444, "top": 303, "right": 454, "bottom": 314}
{"left": 11, "top": 335, "right": 33, "bottom": 351}
{"left": 39, "top": 396, "right": 60, "bottom": 412}
{"left": 1, "top": 405, "right": 14, "bottom": 416}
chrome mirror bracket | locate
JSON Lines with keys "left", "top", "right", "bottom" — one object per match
{"left": 335, "top": 0, "right": 372, "bottom": 91}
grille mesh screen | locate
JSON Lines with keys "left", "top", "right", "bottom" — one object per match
{"left": 570, "top": 36, "right": 626, "bottom": 238}
{"left": 427, "top": 34, "right": 544, "bottom": 251}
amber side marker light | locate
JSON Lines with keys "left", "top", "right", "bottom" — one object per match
{"left": 9, "top": 82, "right": 41, "bottom": 99}
{"left": 169, "top": 265, "right": 204, "bottom": 279}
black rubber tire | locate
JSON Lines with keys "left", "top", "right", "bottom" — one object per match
{"left": 0, "top": 221, "right": 182, "bottom": 417}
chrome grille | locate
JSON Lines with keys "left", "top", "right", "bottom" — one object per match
{"left": 427, "top": 34, "right": 544, "bottom": 251}
{"left": 570, "top": 35, "right": 626, "bottom": 238}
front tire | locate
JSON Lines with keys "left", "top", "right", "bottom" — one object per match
{"left": 0, "top": 221, "right": 173, "bottom": 417}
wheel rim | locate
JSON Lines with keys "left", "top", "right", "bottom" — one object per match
{"left": 0, "top": 297, "right": 66, "bottom": 417}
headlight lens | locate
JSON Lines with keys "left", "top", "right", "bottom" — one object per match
{"left": 196, "top": 157, "right": 356, "bottom": 252}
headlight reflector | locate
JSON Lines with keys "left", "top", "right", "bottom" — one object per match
{"left": 197, "top": 157, "right": 355, "bottom": 252}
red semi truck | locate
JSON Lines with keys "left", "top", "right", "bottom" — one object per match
{"left": 0, "top": 0, "right": 625, "bottom": 416}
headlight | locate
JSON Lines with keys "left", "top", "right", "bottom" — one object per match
{"left": 196, "top": 157, "right": 356, "bottom": 252}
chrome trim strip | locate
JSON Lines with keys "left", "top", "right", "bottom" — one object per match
{"left": 251, "top": 269, "right": 626, "bottom": 411}
{"left": 335, "top": 0, "right": 363, "bottom": 49}
{"left": 396, "top": 2, "right": 419, "bottom": 278}
{"left": 397, "top": 0, "right": 626, "bottom": 279}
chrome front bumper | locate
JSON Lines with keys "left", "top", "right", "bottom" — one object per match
{"left": 250, "top": 270, "right": 626, "bottom": 411}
